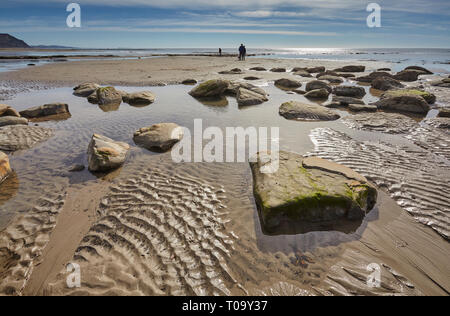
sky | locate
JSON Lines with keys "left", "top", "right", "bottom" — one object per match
{"left": 0, "top": 0, "right": 449, "bottom": 48}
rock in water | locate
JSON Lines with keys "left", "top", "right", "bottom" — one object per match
{"left": 237, "top": 87, "right": 268, "bottom": 106}
{"left": 122, "top": 91, "right": 156, "bottom": 106}
{"left": 325, "top": 96, "right": 365, "bottom": 108}
{"left": 393, "top": 70, "right": 423, "bottom": 82}
{"left": 181, "top": 79, "right": 197, "bottom": 85}
{"left": 0, "top": 116, "right": 28, "bottom": 127}
{"left": 279, "top": 101, "right": 340, "bottom": 121}
{"left": 348, "top": 104, "right": 377, "bottom": 112}
{"left": 304, "top": 88, "right": 330, "bottom": 99}
{"left": 438, "top": 108, "right": 450, "bottom": 118}
{"left": 375, "top": 95, "right": 430, "bottom": 114}
{"left": 250, "top": 152, "right": 377, "bottom": 233}
{"left": 0, "top": 151, "right": 12, "bottom": 185}
{"left": 189, "top": 80, "right": 229, "bottom": 98}
{"left": 19, "top": 103, "right": 70, "bottom": 119}
{"left": 305, "top": 66, "right": 326, "bottom": 73}
{"left": 270, "top": 68, "right": 286, "bottom": 73}
{"left": 250, "top": 67, "right": 266, "bottom": 71}
{"left": 356, "top": 72, "right": 393, "bottom": 83}
{"left": 134, "top": 123, "right": 184, "bottom": 152}
{"left": 305, "top": 80, "right": 332, "bottom": 93}
{"left": 219, "top": 68, "right": 243, "bottom": 74}
{"left": 73, "top": 83, "right": 100, "bottom": 97}
{"left": 274, "top": 78, "right": 302, "bottom": 89}
{"left": 334, "top": 65, "right": 365, "bottom": 72}
{"left": 0, "top": 104, "right": 21, "bottom": 117}
{"left": 405, "top": 66, "right": 433, "bottom": 75}
{"left": 87, "top": 134, "right": 130, "bottom": 172}
{"left": 381, "top": 89, "right": 436, "bottom": 104}
{"left": 371, "top": 76, "right": 405, "bottom": 91}
{"left": 318, "top": 75, "right": 344, "bottom": 84}
{"left": 97, "top": 87, "right": 122, "bottom": 105}
{"left": 333, "top": 86, "right": 366, "bottom": 98}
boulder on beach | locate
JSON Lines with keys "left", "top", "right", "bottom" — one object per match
{"left": 371, "top": 76, "right": 405, "bottom": 91}
{"left": 279, "top": 101, "right": 340, "bottom": 121}
{"left": 181, "top": 79, "right": 198, "bottom": 85}
{"left": 342, "top": 112, "right": 418, "bottom": 134}
{"left": 375, "top": 95, "right": 430, "bottom": 114}
{"left": 0, "top": 104, "right": 21, "bottom": 118}
{"left": 393, "top": 70, "right": 423, "bottom": 82}
{"left": 405, "top": 66, "right": 433, "bottom": 75}
{"left": 381, "top": 89, "right": 436, "bottom": 104}
{"left": 348, "top": 104, "right": 377, "bottom": 112}
{"left": 270, "top": 68, "right": 286, "bottom": 73}
{"left": 97, "top": 87, "right": 123, "bottom": 105}
{"left": 304, "top": 88, "right": 330, "bottom": 99}
{"left": 274, "top": 78, "right": 302, "bottom": 89}
{"left": 0, "top": 125, "right": 54, "bottom": 151}
{"left": 19, "top": 103, "right": 70, "bottom": 119}
{"left": 0, "top": 116, "right": 28, "bottom": 127}
{"left": 219, "top": 68, "right": 243, "bottom": 75}
{"left": 87, "top": 92, "right": 99, "bottom": 104}
{"left": 338, "top": 73, "right": 356, "bottom": 78}
{"left": 250, "top": 67, "right": 266, "bottom": 71}
{"left": 0, "top": 151, "right": 12, "bottom": 185}
{"left": 244, "top": 76, "right": 260, "bottom": 81}
{"left": 316, "top": 71, "right": 339, "bottom": 78}
{"left": 305, "top": 80, "right": 332, "bottom": 93}
{"left": 333, "top": 86, "right": 366, "bottom": 98}
{"left": 237, "top": 86, "right": 269, "bottom": 106}
{"left": 305, "top": 66, "right": 326, "bottom": 73}
{"left": 356, "top": 71, "right": 393, "bottom": 83}
{"left": 293, "top": 70, "right": 312, "bottom": 78}
{"left": 250, "top": 152, "right": 377, "bottom": 232}
{"left": 327, "top": 96, "right": 365, "bottom": 108}
{"left": 87, "top": 134, "right": 130, "bottom": 172}
{"left": 122, "top": 91, "right": 156, "bottom": 106}
{"left": 334, "top": 65, "right": 365, "bottom": 73}
{"left": 318, "top": 75, "right": 343, "bottom": 84}
{"left": 438, "top": 108, "right": 450, "bottom": 118}
{"left": 73, "top": 83, "right": 100, "bottom": 97}
{"left": 189, "top": 79, "right": 230, "bottom": 98}
{"left": 134, "top": 123, "right": 184, "bottom": 152}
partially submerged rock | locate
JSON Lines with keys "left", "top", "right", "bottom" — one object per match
{"left": 342, "top": 112, "right": 418, "bottom": 134}
{"left": 438, "top": 108, "right": 450, "bottom": 118}
{"left": 375, "top": 95, "right": 430, "bottom": 114}
{"left": 0, "top": 104, "right": 21, "bottom": 117}
{"left": 219, "top": 68, "right": 243, "bottom": 75}
{"left": 333, "top": 86, "right": 366, "bottom": 98}
{"left": 393, "top": 70, "right": 423, "bottom": 82}
{"left": 0, "top": 116, "right": 28, "bottom": 127}
{"left": 305, "top": 80, "right": 332, "bottom": 93}
{"left": 326, "top": 96, "right": 365, "bottom": 108}
{"left": 334, "top": 65, "right": 365, "bottom": 73}
{"left": 87, "top": 134, "right": 130, "bottom": 172}
{"left": 244, "top": 76, "right": 260, "bottom": 81}
{"left": 250, "top": 151, "right": 377, "bottom": 233}
{"left": 304, "top": 88, "right": 330, "bottom": 99}
{"left": 318, "top": 75, "right": 343, "bottom": 84}
{"left": 189, "top": 79, "right": 229, "bottom": 98}
{"left": 274, "top": 78, "right": 302, "bottom": 89}
{"left": 73, "top": 82, "right": 100, "bottom": 97}
{"left": 237, "top": 87, "right": 268, "bottom": 106}
{"left": 97, "top": 87, "right": 123, "bottom": 105}
{"left": 181, "top": 79, "right": 198, "bottom": 85}
{"left": 250, "top": 67, "right": 266, "bottom": 71}
{"left": 348, "top": 104, "right": 377, "bottom": 112}
{"left": 382, "top": 89, "right": 436, "bottom": 104}
{"left": 134, "top": 123, "right": 184, "bottom": 152}
{"left": 405, "top": 66, "right": 433, "bottom": 75}
{"left": 0, "top": 151, "right": 12, "bottom": 185}
{"left": 356, "top": 71, "right": 393, "bottom": 83}
{"left": 122, "top": 91, "right": 156, "bottom": 106}
{"left": 305, "top": 66, "right": 326, "bottom": 73}
{"left": 270, "top": 68, "right": 286, "bottom": 73}
{"left": 279, "top": 101, "right": 340, "bottom": 121}
{"left": 371, "top": 76, "right": 405, "bottom": 91}
{"left": 293, "top": 70, "right": 312, "bottom": 78}
{"left": 19, "top": 103, "right": 70, "bottom": 119}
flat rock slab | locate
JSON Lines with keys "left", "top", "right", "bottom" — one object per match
{"left": 20, "top": 103, "right": 70, "bottom": 119}
{"left": 375, "top": 95, "right": 430, "bottom": 114}
{"left": 250, "top": 151, "right": 377, "bottom": 234}
{"left": 279, "top": 101, "right": 340, "bottom": 121}
{"left": 88, "top": 134, "right": 130, "bottom": 172}
{"left": 348, "top": 104, "right": 377, "bottom": 112}
{"left": 134, "top": 123, "right": 184, "bottom": 152}
{"left": 0, "top": 116, "right": 28, "bottom": 127}
{"left": 0, "top": 125, "right": 54, "bottom": 151}
{"left": 342, "top": 112, "right": 418, "bottom": 134}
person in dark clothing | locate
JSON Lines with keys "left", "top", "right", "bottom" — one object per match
{"left": 219, "top": 48, "right": 222, "bottom": 56}
{"left": 242, "top": 45, "right": 247, "bottom": 61}
{"left": 239, "top": 44, "right": 245, "bottom": 61}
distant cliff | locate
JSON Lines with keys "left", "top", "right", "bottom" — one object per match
{"left": 0, "top": 34, "right": 30, "bottom": 48}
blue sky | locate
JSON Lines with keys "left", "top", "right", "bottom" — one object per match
{"left": 1, "top": 0, "right": 449, "bottom": 48}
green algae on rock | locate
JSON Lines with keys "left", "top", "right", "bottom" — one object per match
{"left": 250, "top": 152, "right": 377, "bottom": 235}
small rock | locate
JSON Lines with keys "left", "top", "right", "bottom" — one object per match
{"left": 305, "top": 80, "right": 332, "bottom": 93}
{"left": 189, "top": 80, "right": 230, "bottom": 98}
{"left": 244, "top": 76, "right": 260, "bottom": 81}
{"left": 270, "top": 68, "right": 286, "bottom": 73}
{"left": 437, "top": 108, "right": 450, "bottom": 118}
{"left": 393, "top": 70, "right": 423, "bottom": 82}
{"left": 382, "top": 89, "right": 436, "bottom": 104}
{"left": 88, "top": 134, "right": 130, "bottom": 172}
{"left": 405, "top": 66, "right": 433, "bottom": 75}
{"left": 73, "top": 83, "right": 100, "bottom": 97}
{"left": 97, "top": 87, "right": 123, "bottom": 105}
{"left": 20, "top": 103, "right": 70, "bottom": 119}
{"left": 0, "top": 116, "right": 28, "bottom": 127}
{"left": 356, "top": 72, "right": 393, "bottom": 83}
{"left": 304, "top": 88, "right": 330, "bottom": 99}
{"left": 275, "top": 78, "right": 302, "bottom": 89}
{"left": 318, "top": 75, "right": 344, "bottom": 84}
{"left": 293, "top": 70, "right": 312, "bottom": 78}
{"left": 122, "top": 91, "right": 156, "bottom": 106}
{"left": 279, "top": 101, "right": 340, "bottom": 121}
{"left": 371, "top": 76, "right": 405, "bottom": 91}
{"left": 333, "top": 86, "right": 366, "bottom": 99}
{"left": 0, "top": 104, "right": 21, "bottom": 117}
{"left": 219, "top": 68, "right": 243, "bottom": 75}
{"left": 69, "top": 164, "right": 85, "bottom": 172}
{"left": 305, "top": 66, "right": 326, "bottom": 73}
{"left": 237, "top": 87, "right": 268, "bottom": 106}
{"left": 334, "top": 65, "right": 366, "bottom": 72}
{"left": 250, "top": 67, "right": 266, "bottom": 71}
{"left": 375, "top": 95, "right": 430, "bottom": 114}
{"left": 348, "top": 104, "right": 377, "bottom": 112}
{"left": 134, "top": 123, "right": 184, "bottom": 152}
{"left": 181, "top": 79, "right": 197, "bottom": 85}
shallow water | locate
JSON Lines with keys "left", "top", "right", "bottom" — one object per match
{"left": 0, "top": 82, "right": 449, "bottom": 295}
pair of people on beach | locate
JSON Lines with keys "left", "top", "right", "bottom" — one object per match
{"left": 239, "top": 44, "right": 247, "bottom": 61}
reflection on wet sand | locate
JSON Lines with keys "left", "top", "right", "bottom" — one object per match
{"left": 98, "top": 102, "right": 121, "bottom": 112}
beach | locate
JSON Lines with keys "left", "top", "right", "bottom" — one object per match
{"left": 0, "top": 55, "right": 449, "bottom": 296}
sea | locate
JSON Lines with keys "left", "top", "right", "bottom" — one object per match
{"left": 0, "top": 48, "right": 450, "bottom": 74}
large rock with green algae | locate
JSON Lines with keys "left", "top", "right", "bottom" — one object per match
{"left": 189, "top": 79, "right": 229, "bottom": 98}
{"left": 381, "top": 89, "right": 436, "bottom": 104}
{"left": 250, "top": 151, "right": 377, "bottom": 234}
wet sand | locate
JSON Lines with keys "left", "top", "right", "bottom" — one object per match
{"left": 0, "top": 57, "right": 449, "bottom": 296}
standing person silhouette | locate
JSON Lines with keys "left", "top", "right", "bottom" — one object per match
{"left": 219, "top": 48, "right": 222, "bottom": 56}
{"left": 239, "top": 44, "right": 245, "bottom": 61}
{"left": 242, "top": 45, "right": 247, "bottom": 61}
